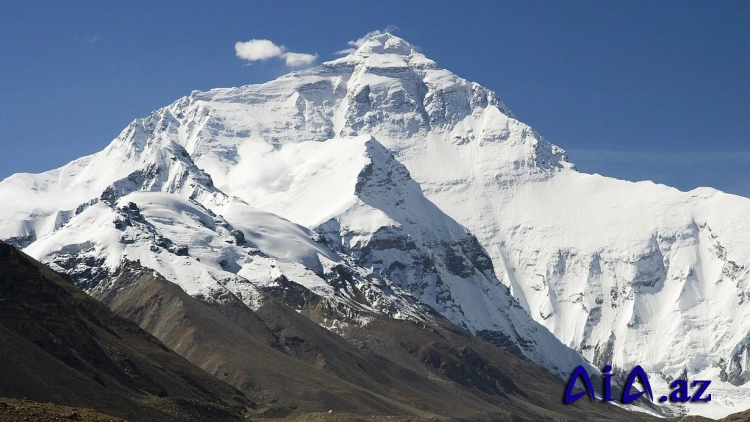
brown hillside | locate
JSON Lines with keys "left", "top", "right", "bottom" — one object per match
{"left": 0, "top": 241, "right": 253, "bottom": 421}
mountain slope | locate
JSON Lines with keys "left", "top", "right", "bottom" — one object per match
{"left": 92, "top": 258, "right": 654, "bottom": 421}
{"left": 0, "top": 240, "right": 252, "bottom": 421}
{"left": 3, "top": 188, "right": 644, "bottom": 419}
{"left": 225, "top": 133, "right": 588, "bottom": 373}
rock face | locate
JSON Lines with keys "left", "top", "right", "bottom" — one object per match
{"left": 1, "top": 32, "right": 749, "bottom": 416}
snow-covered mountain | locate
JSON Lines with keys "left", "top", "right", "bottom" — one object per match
{"left": 2, "top": 32, "right": 749, "bottom": 417}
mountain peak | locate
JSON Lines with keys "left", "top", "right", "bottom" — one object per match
{"left": 354, "top": 32, "right": 417, "bottom": 57}
{"left": 326, "top": 32, "right": 435, "bottom": 70}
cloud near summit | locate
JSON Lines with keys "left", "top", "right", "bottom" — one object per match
{"left": 235, "top": 39, "right": 317, "bottom": 67}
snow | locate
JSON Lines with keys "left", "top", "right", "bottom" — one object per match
{"left": 219, "top": 197, "right": 339, "bottom": 270}
{"left": 472, "top": 170, "right": 750, "bottom": 385}
{"left": 2, "top": 31, "right": 750, "bottom": 417}
{"left": 20, "top": 185, "right": 427, "bottom": 326}
{"left": 23, "top": 195, "right": 264, "bottom": 307}
{"left": 222, "top": 136, "right": 372, "bottom": 227}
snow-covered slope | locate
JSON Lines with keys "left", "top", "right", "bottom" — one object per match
{"left": 24, "top": 190, "right": 431, "bottom": 327}
{"left": 0, "top": 128, "right": 226, "bottom": 247}
{"left": 2, "top": 31, "right": 749, "bottom": 416}
{"left": 223, "top": 134, "right": 587, "bottom": 372}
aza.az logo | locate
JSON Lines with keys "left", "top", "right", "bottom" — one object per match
{"left": 564, "top": 365, "right": 711, "bottom": 404}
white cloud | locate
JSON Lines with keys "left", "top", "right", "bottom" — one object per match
{"left": 280, "top": 52, "right": 318, "bottom": 67}
{"left": 336, "top": 26, "right": 400, "bottom": 55}
{"left": 234, "top": 38, "right": 318, "bottom": 67}
{"left": 235, "top": 39, "right": 284, "bottom": 61}
{"left": 334, "top": 48, "right": 357, "bottom": 56}
{"left": 227, "top": 140, "right": 289, "bottom": 190}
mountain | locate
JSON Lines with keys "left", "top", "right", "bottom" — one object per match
{"left": 0, "top": 38, "right": 594, "bottom": 376}
{"left": 0, "top": 240, "right": 253, "bottom": 421}
{"left": 0, "top": 240, "right": 649, "bottom": 421}
{"left": 1, "top": 32, "right": 747, "bottom": 417}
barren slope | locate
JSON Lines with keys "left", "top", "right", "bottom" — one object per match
{"left": 0, "top": 241, "right": 252, "bottom": 421}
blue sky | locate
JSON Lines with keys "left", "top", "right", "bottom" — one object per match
{"left": 1, "top": 1, "right": 749, "bottom": 196}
